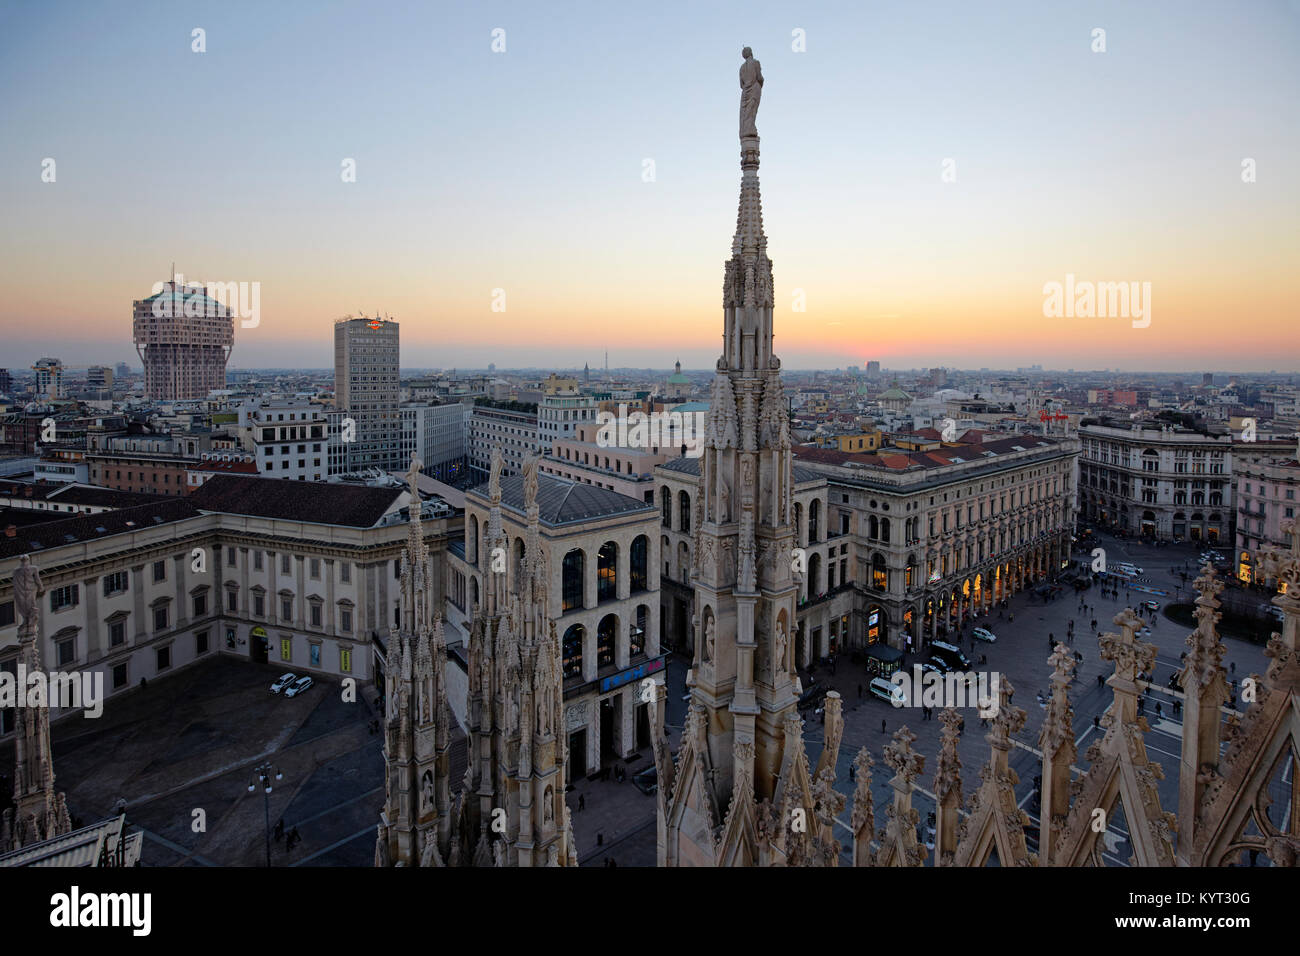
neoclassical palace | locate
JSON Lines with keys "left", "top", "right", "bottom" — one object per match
{"left": 655, "top": 435, "right": 1077, "bottom": 667}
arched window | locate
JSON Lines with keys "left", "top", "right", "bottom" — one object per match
{"left": 905, "top": 554, "right": 916, "bottom": 589}
{"left": 631, "top": 605, "right": 648, "bottom": 657}
{"left": 598, "top": 542, "right": 618, "bottom": 601}
{"left": 630, "top": 535, "right": 648, "bottom": 592}
{"left": 468, "top": 514, "right": 479, "bottom": 565}
{"left": 597, "top": 614, "right": 618, "bottom": 668}
{"left": 868, "top": 515, "right": 878, "bottom": 540}
{"left": 807, "top": 553, "right": 821, "bottom": 595}
{"left": 808, "top": 499, "right": 820, "bottom": 542}
{"left": 872, "top": 553, "right": 887, "bottom": 589}
{"left": 562, "top": 624, "right": 584, "bottom": 679}
{"left": 880, "top": 517, "right": 891, "bottom": 544}
{"left": 679, "top": 491, "right": 692, "bottom": 534}
{"left": 660, "top": 486, "right": 672, "bottom": 527}
{"left": 562, "top": 549, "right": 584, "bottom": 611}
{"left": 678, "top": 541, "right": 690, "bottom": 580}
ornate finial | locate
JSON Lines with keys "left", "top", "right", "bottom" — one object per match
{"left": 985, "top": 677, "right": 1026, "bottom": 751}
{"left": 934, "top": 708, "right": 963, "bottom": 804}
{"left": 883, "top": 726, "right": 925, "bottom": 785}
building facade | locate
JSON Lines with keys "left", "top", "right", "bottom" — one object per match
{"left": 0, "top": 475, "right": 456, "bottom": 740}
{"left": 468, "top": 403, "right": 538, "bottom": 479}
{"left": 334, "top": 317, "right": 401, "bottom": 473}
{"left": 239, "top": 397, "right": 328, "bottom": 481}
{"left": 447, "top": 461, "right": 661, "bottom": 777}
{"left": 133, "top": 281, "right": 234, "bottom": 400}
{"left": 1234, "top": 444, "right": 1300, "bottom": 587}
{"left": 1079, "top": 421, "right": 1235, "bottom": 541}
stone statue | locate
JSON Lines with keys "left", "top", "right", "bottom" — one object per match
{"left": 421, "top": 770, "right": 434, "bottom": 813}
{"left": 13, "top": 555, "right": 42, "bottom": 629}
{"left": 523, "top": 454, "right": 539, "bottom": 511}
{"left": 775, "top": 620, "right": 787, "bottom": 673}
{"left": 719, "top": 473, "right": 732, "bottom": 522}
{"left": 705, "top": 615, "right": 716, "bottom": 662}
{"left": 739, "top": 47, "right": 763, "bottom": 139}
{"left": 405, "top": 452, "right": 423, "bottom": 499}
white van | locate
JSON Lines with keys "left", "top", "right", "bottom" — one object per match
{"left": 870, "top": 676, "right": 907, "bottom": 707}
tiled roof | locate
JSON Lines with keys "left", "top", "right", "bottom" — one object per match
{"left": 45, "top": 484, "right": 167, "bottom": 509}
{"left": 0, "top": 499, "right": 200, "bottom": 560}
{"left": 190, "top": 474, "right": 403, "bottom": 528}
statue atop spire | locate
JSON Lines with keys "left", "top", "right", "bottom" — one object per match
{"left": 739, "top": 47, "right": 763, "bottom": 139}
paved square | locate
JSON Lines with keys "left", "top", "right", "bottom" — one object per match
{"left": 0, "top": 656, "right": 383, "bottom": 866}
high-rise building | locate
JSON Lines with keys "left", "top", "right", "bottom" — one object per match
{"left": 0, "top": 369, "right": 13, "bottom": 395}
{"left": 133, "top": 281, "right": 234, "bottom": 400}
{"left": 31, "top": 357, "right": 64, "bottom": 399}
{"left": 866, "top": 360, "right": 881, "bottom": 379}
{"left": 114, "top": 362, "right": 130, "bottom": 381}
{"left": 334, "top": 316, "right": 401, "bottom": 473}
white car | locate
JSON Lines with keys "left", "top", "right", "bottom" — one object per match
{"left": 971, "top": 627, "right": 997, "bottom": 644}
{"left": 270, "top": 673, "right": 296, "bottom": 694}
{"left": 285, "top": 675, "right": 314, "bottom": 698}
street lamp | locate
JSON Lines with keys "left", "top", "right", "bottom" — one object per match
{"left": 248, "top": 761, "right": 283, "bottom": 867}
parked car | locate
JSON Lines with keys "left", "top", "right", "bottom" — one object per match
{"left": 797, "top": 680, "right": 825, "bottom": 711}
{"left": 917, "top": 660, "right": 946, "bottom": 678}
{"left": 869, "top": 676, "right": 907, "bottom": 706}
{"left": 285, "top": 675, "right": 314, "bottom": 698}
{"left": 632, "top": 766, "right": 657, "bottom": 795}
{"left": 971, "top": 627, "right": 997, "bottom": 644}
{"left": 929, "top": 641, "right": 973, "bottom": 671}
{"left": 270, "top": 673, "right": 296, "bottom": 694}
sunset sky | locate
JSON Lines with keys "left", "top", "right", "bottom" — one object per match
{"left": 1, "top": 0, "right": 1297, "bottom": 372}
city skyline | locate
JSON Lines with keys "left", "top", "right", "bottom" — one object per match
{"left": 2, "top": 0, "right": 1297, "bottom": 372}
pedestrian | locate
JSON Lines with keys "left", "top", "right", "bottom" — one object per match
{"left": 1067, "top": 630, "right": 1074, "bottom": 645}
{"left": 1230, "top": 661, "right": 1235, "bottom": 675}
{"left": 1048, "top": 634, "right": 1054, "bottom": 652}
{"left": 578, "top": 794, "right": 585, "bottom": 811}
{"left": 881, "top": 718, "right": 887, "bottom": 734}
{"left": 849, "top": 763, "right": 856, "bottom": 782}
{"left": 1093, "top": 715, "right": 1101, "bottom": 730}
{"left": 1097, "top": 674, "right": 1104, "bottom": 688}
{"left": 1156, "top": 703, "right": 1163, "bottom": 719}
